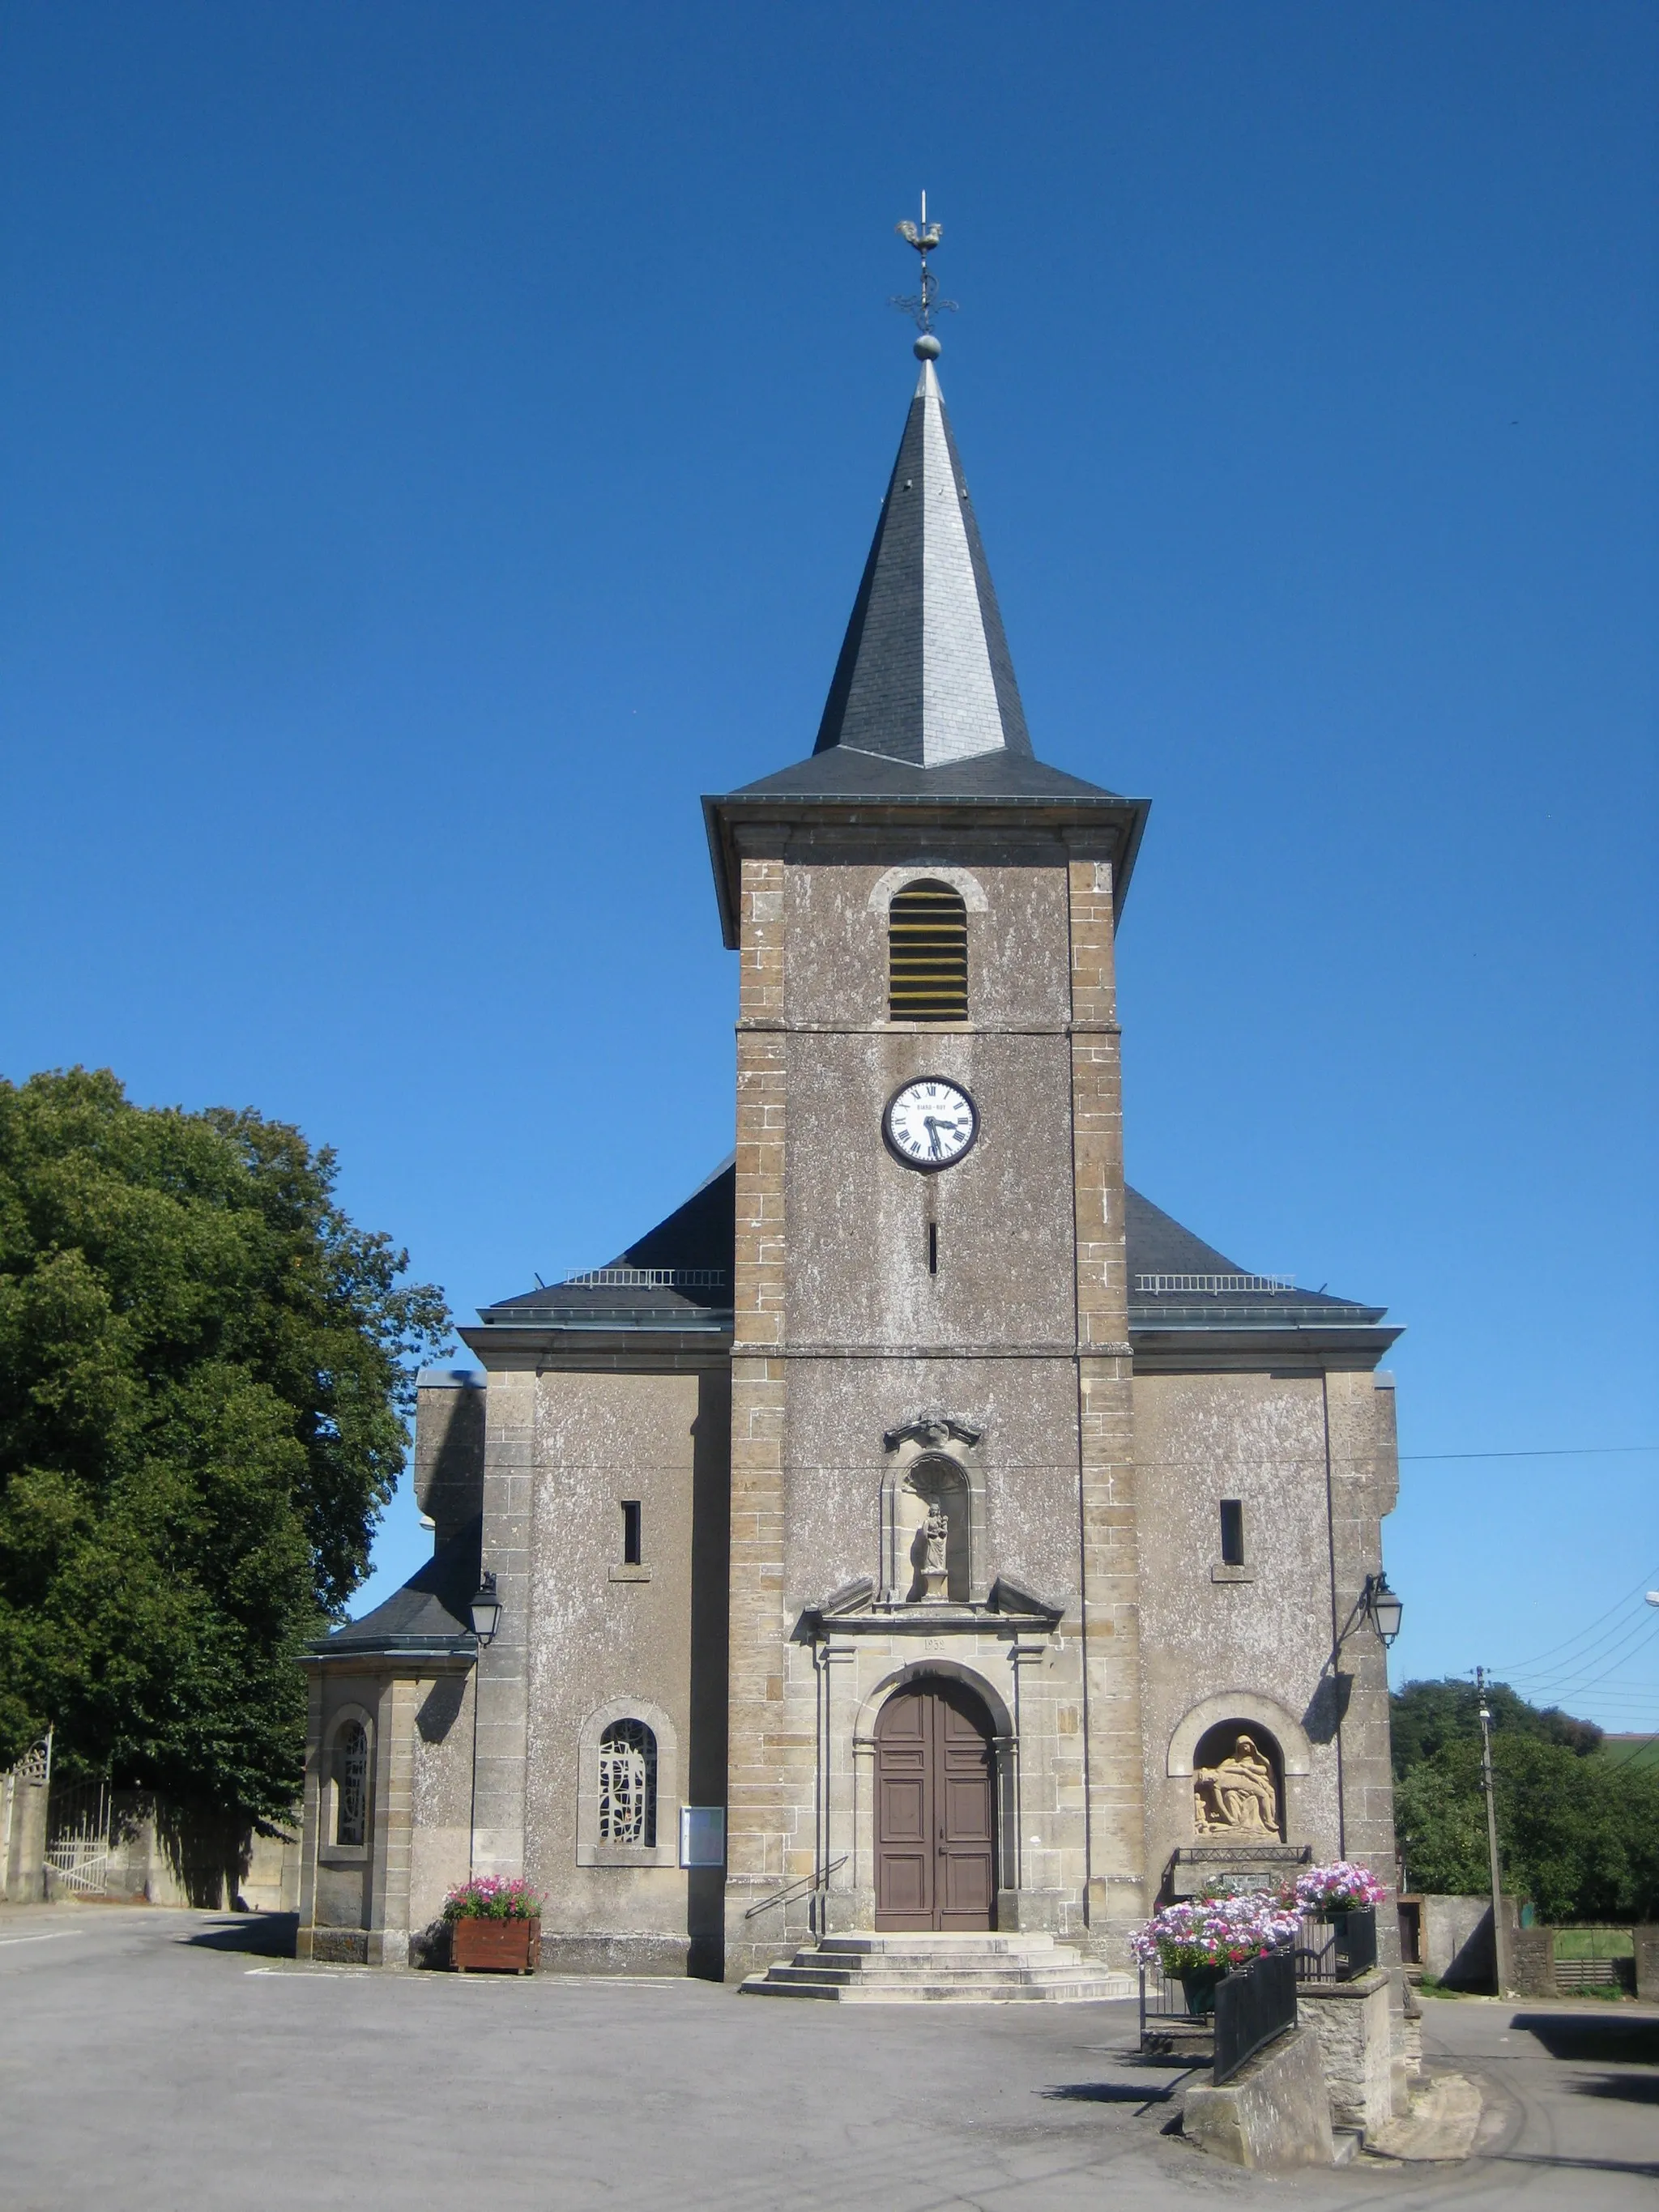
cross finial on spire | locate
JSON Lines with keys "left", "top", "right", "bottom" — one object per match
{"left": 893, "top": 190, "right": 955, "bottom": 358}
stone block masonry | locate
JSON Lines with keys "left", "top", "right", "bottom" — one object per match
{"left": 1297, "top": 1968, "right": 1392, "bottom": 2138}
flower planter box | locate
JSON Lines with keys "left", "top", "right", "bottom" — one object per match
{"left": 450, "top": 1917, "right": 541, "bottom": 1974}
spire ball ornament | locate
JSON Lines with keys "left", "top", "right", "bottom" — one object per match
{"left": 914, "top": 331, "right": 941, "bottom": 360}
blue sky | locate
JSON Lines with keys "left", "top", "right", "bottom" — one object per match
{"left": 2, "top": 4, "right": 1654, "bottom": 1729}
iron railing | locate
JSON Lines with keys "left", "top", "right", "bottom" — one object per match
{"left": 1213, "top": 1948, "right": 1298, "bottom": 2085}
{"left": 1293, "top": 1905, "right": 1377, "bottom": 1983}
{"left": 742, "top": 1853, "right": 849, "bottom": 1936}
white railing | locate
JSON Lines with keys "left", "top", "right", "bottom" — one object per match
{"left": 558, "top": 1268, "right": 728, "bottom": 1289}
{"left": 1134, "top": 1273, "right": 1295, "bottom": 1295}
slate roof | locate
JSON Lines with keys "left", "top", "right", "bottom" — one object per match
{"left": 1122, "top": 1187, "right": 1387, "bottom": 1330}
{"left": 308, "top": 1516, "right": 482, "bottom": 1661}
{"left": 476, "top": 1157, "right": 736, "bottom": 1332}
{"left": 471, "top": 1165, "right": 1389, "bottom": 1340}
{"left": 701, "top": 354, "right": 1152, "bottom": 947}
{"left": 812, "top": 357, "right": 1031, "bottom": 769}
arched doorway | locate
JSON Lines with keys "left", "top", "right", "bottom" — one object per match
{"left": 874, "top": 1675, "right": 996, "bottom": 1931}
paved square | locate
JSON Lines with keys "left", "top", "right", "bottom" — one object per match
{"left": 2, "top": 1907, "right": 1655, "bottom": 2210}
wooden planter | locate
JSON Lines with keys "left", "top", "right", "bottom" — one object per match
{"left": 450, "top": 1916, "right": 541, "bottom": 1974}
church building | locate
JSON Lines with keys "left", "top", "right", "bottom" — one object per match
{"left": 296, "top": 313, "right": 1404, "bottom": 1986}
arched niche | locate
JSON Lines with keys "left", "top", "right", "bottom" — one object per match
{"left": 880, "top": 1425, "right": 987, "bottom": 1605}
{"left": 1166, "top": 1690, "right": 1312, "bottom": 1779}
{"left": 892, "top": 1455, "right": 970, "bottom": 1602}
{"left": 1189, "top": 1720, "right": 1286, "bottom": 1842}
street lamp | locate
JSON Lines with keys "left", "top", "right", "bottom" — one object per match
{"left": 1363, "top": 1572, "right": 1404, "bottom": 1647}
{"left": 469, "top": 1571, "right": 501, "bottom": 1647}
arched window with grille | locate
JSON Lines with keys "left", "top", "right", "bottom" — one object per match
{"left": 333, "top": 1719, "right": 369, "bottom": 1848}
{"left": 597, "top": 1718, "right": 657, "bottom": 1848}
{"left": 889, "top": 880, "right": 968, "bottom": 1022}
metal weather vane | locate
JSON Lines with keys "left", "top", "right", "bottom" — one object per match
{"left": 892, "top": 190, "right": 957, "bottom": 342}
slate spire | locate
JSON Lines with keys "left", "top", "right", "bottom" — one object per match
{"left": 814, "top": 345, "right": 1033, "bottom": 768}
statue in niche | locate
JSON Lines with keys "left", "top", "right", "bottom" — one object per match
{"left": 917, "top": 1499, "right": 950, "bottom": 1602}
{"left": 1193, "top": 1733, "right": 1280, "bottom": 1836}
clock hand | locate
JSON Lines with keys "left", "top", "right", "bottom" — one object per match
{"left": 923, "top": 1116, "right": 945, "bottom": 1157}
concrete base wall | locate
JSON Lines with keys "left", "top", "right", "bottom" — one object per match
{"left": 1422, "top": 1894, "right": 1497, "bottom": 1988}
{"left": 1298, "top": 1971, "right": 1392, "bottom": 2137}
{"left": 1183, "top": 2027, "right": 1336, "bottom": 2169}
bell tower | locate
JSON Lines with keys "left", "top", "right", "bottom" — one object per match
{"left": 705, "top": 253, "right": 1155, "bottom": 1974}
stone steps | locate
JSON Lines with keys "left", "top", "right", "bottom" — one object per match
{"left": 740, "top": 1931, "right": 1136, "bottom": 2005}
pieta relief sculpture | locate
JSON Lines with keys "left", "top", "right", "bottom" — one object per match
{"left": 1192, "top": 1733, "right": 1281, "bottom": 1837}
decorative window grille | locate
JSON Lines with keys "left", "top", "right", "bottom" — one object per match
{"left": 597, "top": 1719, "right": 657, "bottom": 1848}
{"left": 889, "top": 880, "right": 968, "bottom": 1023}
{"left": 335, "top": 1720, "right": 369, "bottom": 1848}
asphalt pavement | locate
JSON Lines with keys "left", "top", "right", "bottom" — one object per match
{"left": 1, "top": 1904, "right": 1653, "bottom": 2210}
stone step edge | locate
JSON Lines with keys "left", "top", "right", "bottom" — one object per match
{"left": 759, "top": 1968, "right": 1126, "bottom": 1990}
{"left": 741, "top": 1978, "right": 1136, "bottom": 2005}
{"left": 812, "top": 1933, "right": 1063, "bottom": 1952}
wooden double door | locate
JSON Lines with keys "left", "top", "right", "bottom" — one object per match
{"left": 874, "top": 1676, "right": 997, "bottom": 1930}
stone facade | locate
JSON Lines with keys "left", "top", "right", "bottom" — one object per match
{"left": 295, "top": 343, "right": 1405, "bottom": 1984}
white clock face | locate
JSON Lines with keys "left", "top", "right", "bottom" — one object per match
{"left": 885, "top": 1078, "right": 978, "bottom": 1170}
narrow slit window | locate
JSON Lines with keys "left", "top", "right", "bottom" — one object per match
{"left": 889, "top": 880, "right": 968, "bottom": 1023}
{"left": 928, "top": 1221, "right": 939, "bottom": 1275}
{"left": 334, "top": 1720, "right": 369, "bottom": 1848}
{"left": 1219, "top": 1499, "right": 1245, "bottom": 1567}
{"left": 621, "top": 1500, "right": 642, "bottom": 1566}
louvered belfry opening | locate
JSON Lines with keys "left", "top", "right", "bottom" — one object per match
{"left": 889, "top": 880, "right": 969, "bottom": 1023}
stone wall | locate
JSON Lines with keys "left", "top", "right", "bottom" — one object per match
{"left": 1298, "top": 1970, "right": 1393, "bottom": 2137}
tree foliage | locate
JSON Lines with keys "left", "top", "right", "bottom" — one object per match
{"left": 1390, "top": 1675, "right": 1601, "bottom": 1778}
{"left": 0, "top": 1069, "right": 449, "bottom": 1822}
{"left": 1392, "top": 1677, "right": 1657, "bottom": 1921}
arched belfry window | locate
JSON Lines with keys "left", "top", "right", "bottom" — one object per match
{"left": 597, "top": 1719, "right": 657, "bottom": 1848}
{"left": 334, "top": 1719, "right": 369, "bottom": 1848}
{"left": 889, "top": 880, "right": 968, "bottom": 1022}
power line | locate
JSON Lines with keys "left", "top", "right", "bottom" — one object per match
{"left": 1491, "top": 1566, "right": 1659, "bottom": 1674}
{"left": 1509, "top": 1618, "right": 1659, "bottom": 1701}
{"left": 1398, "top": 1444, "right": 1658, "bottom": 1463}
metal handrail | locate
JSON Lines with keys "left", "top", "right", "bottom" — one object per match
{"left": 743, "top": 1854, "right": 848, "bottom": 1921}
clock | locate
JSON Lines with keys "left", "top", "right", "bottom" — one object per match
{"left": 884, "top": 1078, "right": 979, "bottom": 1170}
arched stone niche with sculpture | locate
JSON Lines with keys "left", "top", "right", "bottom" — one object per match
{"left": 1163, "top": 1690, "right": 1316, "bottom": 1903}
{"left": 880, "top": 1413, "right": 988, "bottom": 1607}
{"left": 1191, "top": 1721, "right": 1285, "bottom": 1839}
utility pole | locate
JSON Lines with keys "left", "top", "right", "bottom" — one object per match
{"left": 1476, "top": 1669, "right": 1510, "bottom": 1998}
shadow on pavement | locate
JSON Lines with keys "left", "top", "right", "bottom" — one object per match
{"left": 1042, "top": 2082, "right": 1179, "bottom": 2104}
{"left": 181, "top": 1912, "right": 298, "bottom": 1958}
{"left": 1511, "top": 2013, "right": 1659, "bottom": 2065}
{"left": 1571, "top": 2073, "right": 1659, "bottom": 2104}
{"left": 1489, "top": 2153, "right": 1659, "bottom": 2180}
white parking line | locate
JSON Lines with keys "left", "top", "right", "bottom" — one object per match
{"left": 0, "top": 1929, "right": 87, "bottom": 1947}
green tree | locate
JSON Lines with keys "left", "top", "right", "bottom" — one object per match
{"left": 1390, "top": 1675, "right": 1601, "bottom": 1780}
{"left": 0, "top": 1068, "right": 449, "bottom": 1824}
{"left": 1392, "top": 1677, "right": 1657, "bottom": 1920}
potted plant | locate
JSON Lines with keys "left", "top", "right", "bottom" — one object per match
{"left": 443, "top": 1877, "right": 544, "bottom": 1973}
{"left": 1130, "top": 1891, "right": 1301, "bottom": 2016}
{"left": 1294, "top": 1861, "right": 1386, "bottom": 1917}
{"left": 1293, "top": 1861, "right": 1386, "bottom": 1977}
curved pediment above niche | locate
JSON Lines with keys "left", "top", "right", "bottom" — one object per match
{"left": 883, "top": 1411, "right": 983, "bottom": 1454}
